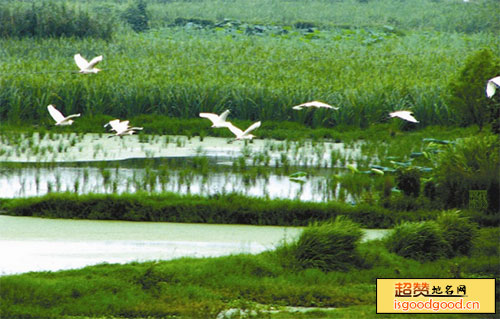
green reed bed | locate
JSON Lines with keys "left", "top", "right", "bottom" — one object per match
{"left": 2, "top": 0, "right": 498, "bottom": 34}
{"left": 147, "top": 0, "right": 499, "bottom": 33}
{"left": 0, "top": 27, "right": 497, "bottom": 127}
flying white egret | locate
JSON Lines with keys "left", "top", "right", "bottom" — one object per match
{"left": 104, "top": 119, "right": 121, "bottom": 129}
{"left": 292, "top": 101, "right": 339, "bottom": 110}
{"left": 104, "top": 119, "right": 130, "bottom": 131}
{"left": 74, "top": 53, "right": 103, "bottom": 74}
{"left": 47, "top": 104, "right": 80, "bottom": 126}
{"left": 199, "top": 110, "right": 231, "bottom": 128}
{"left": 389, "top": 110, "right": 419, "bottom": 123}
{"left": 225, "top": 121, "right": 261, "bottom": 141}
{"left": 107, "top": 119, "right": 143, "bottom": 137}
{"left": 486, "top": 76, "right": 500, "bottom": 98}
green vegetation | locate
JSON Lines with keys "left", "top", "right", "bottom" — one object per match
{"left": 1, "top": 32, "right": 497, "bottom": 128}
{"left": 384, "top": 220, "right": 451, "bottom": 262}
{"left": 292, "top": 217, "right": 364, "bottom": 271}
{"left": 448, "top": 48, "right": 500, "bottom": 131}
{"left": 0, "top": 192, "right": 420, "bottom": 228}
{"left": 1, "top": 192, "right": 497, "bottom": 228}
{"left": 0, "top": 0, "right": 498, "bottom": 129}
{"left": 395, "top": 167, "right": 421, "bottom": 197}
{"left": 1, "top": 223, "right": 498, "bottom": 319}
{"left": 0, "top": 2, "right": 113, "bottom": 39}
{"left": 434, "top": 135, "right": 499, "bottom": 212}
{"left": 0, "top": 1, "right": 498, "bottom": 318}
{"left": 385, "top": 210, "right": 480, "bottom": 262}
{"left": 122, "top": 0, "right": 150, "bottom": 33}
{"left": 436, "top": 210, "right": 478, "bottom": 257}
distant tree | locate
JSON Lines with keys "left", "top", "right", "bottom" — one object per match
{"left": 122, "top": 0, "right": 149, "bottom": 33}
{"left": 448, "top": 48, "right": 499, "bottom": 131}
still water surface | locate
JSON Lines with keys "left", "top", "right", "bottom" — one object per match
{"left": 0, "top": 215, "right": 302, "bottom": 275}
{"left": 0, "top": 216, "right": 388, "bottom": 275}
{"left": 0, "top": 157, "right": 349, "bottom": 201}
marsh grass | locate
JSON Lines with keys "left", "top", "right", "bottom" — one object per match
{"left": 0, "top": 25, "right": 497, "bottom": 129}
{"left": 384, "top": 221, "right": 452, "bottom": 262}
{"left": 436, "top": 210, "right": 478, "bottom": 257}
{"left": 434, "top": 134, "right": 500, "bottom": 212}
{"left": 293, "top": 217, "right": 363, "bottom": 271}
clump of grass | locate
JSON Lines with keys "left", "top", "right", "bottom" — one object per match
{"left": 436, "top": 210, "right": 478, "bottom": 257}
{"left": 293, "top": 217, "right": 363, "bottom": 271}
{"left": 384, "top": 220, "right": 451, "bottom": 262}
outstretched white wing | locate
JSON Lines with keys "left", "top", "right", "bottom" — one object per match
{"left": 199, "top": 113, "right": 219, "bottom": 124}
{"left": 87, "top": 56, "right": 103, "bottom": 68}
{"left": 108, "top": 119, "right": 129, "bottom": 133}
{"left": 219, "top": 110, "right": 230, "bottom": 121}
{"left": 104, "top": 119, "right": 120, "bottom": 128}
{"left": 225, "top": 122, "right": 244, "bottom": 137}
{"left": 74, "top": 54, "right": 89, "bottom": 70}
{"left": 292, "top": 101, "right": 339, "bottom": 110}
{"left": 390, "top": 111, "right": 419, "bottom": 123}
{"left": 65, "top": 113, "right": 81, "bottom": 120}
{"left": 47, "top": 104, "right": 65, "bottom": 122}
{"left": 242, "top": 121, "right": 261, "bottom": 136}
{"left": 486, "top": 76, "right": 500, "bottom": 98}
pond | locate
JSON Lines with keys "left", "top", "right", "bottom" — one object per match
{"left": 0, "top": 158, "right": 351, "bottom": 202}
{"left": 0, "top": 215, "right": 389, "bottom": 275}
{"left": 0, "top": 133, "right": 387, "bottom": 202}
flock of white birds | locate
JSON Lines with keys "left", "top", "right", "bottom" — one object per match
{"left": 47, "top": 54, "right": 500, "bottom": 140}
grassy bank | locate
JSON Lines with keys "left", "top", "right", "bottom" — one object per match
{"left": 1, "top": 192, "right": 497, "bottom": 228}
{"left": 1, "top": 225, "right": 498, "bottom": 319}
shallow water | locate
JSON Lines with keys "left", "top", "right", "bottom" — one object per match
{"left": 0, "top": 158, "right": 348, "bottom": 201}
{"left": 0, "top": 216, "right": 388, "bottom": 275}
{"left": 0, "top": 133, "right": 363, "bottom": 165}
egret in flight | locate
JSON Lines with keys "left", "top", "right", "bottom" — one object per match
{"left": 226, "top": 121, "right": 261, "bottom": 141}
{"left": 292, "top": 101, "right": 339, "bottom": 110}
{"left": 389, "top": 110, "right": 419, "bottom": 123}
{"left": 106, "top": 119, "right": 143, "bottom": 137}
{"left": 47, "top": 104, "right": 80, "bottom": 126}
{"left": 199, "top": 110, "right": 231, "bottom": 128}
{"left": 486, "top": 76, "right": 500, "bottom": 98}
{"left": 74, "top": 54, "right": 103, "bottom": 74}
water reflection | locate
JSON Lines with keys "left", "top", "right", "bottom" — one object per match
{"left": 0, "top": 157, "right": 349, "bottom": 202}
